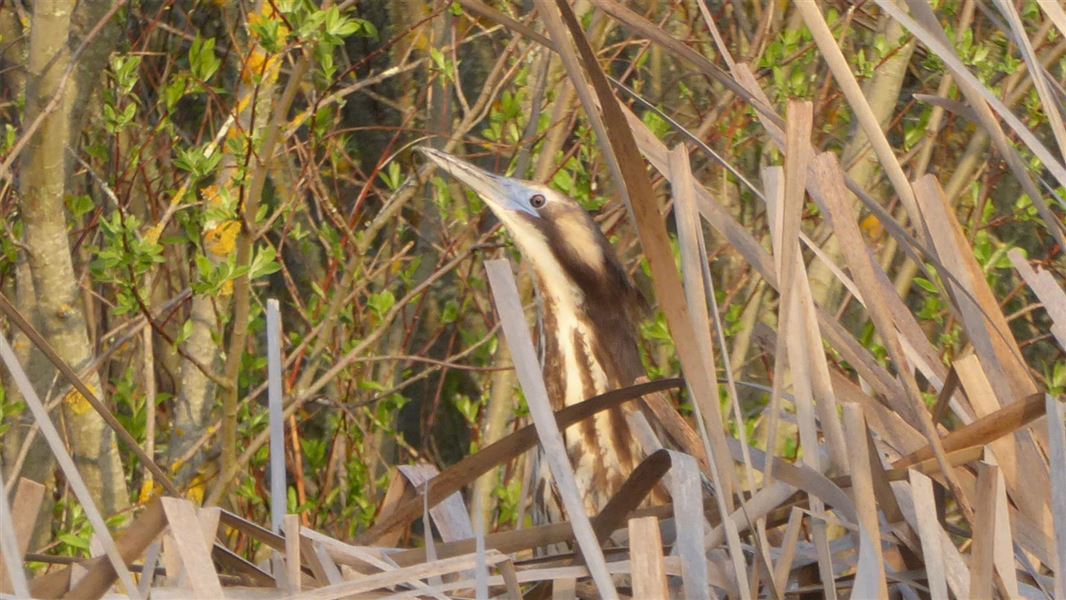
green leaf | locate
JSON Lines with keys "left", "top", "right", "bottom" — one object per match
{"left": 441, "top": 299, "right": 459, "bottom": 324}
{"left": 359, "top": 20, "right": 378, "bottom": 40}
{"left": 551, "top": 168, "right": 574, "bottom": 195}
{"left": 103, "top": 101, "right": 137, "bottom": 133}
{"left": 175, "top": 319, "right": 193, "bottom": 348}
{"left": 175, "top": 144, "right": 222, "bottom": 179}
{"left": 913, "top": 277, "right": 938, "bottom": 294}
{"left": 249, "top": 245, "right": 282, "bottom": 280}
{"left": 429, "top": 47, "right": 447, "bottom": 72}
{"left": 189, "top": 36, "right": 221, "bottom": 82}
{"left": 641, "top": 109, "right": 670, "bottom": 139}
{"left": 379, "top": 161, "right": 403, "bottom": 191}
{"left": 367, "top": 290, "right": 395, "bottom": 319}
{"left": 163, "top": 75, "right": 189, "bottom": 110}
{"left": 110, "top": 54, "right": 142, "bottom": 95}
{"left": 66, "top": 195, "right": 95, "bottom": 219}
{"left": 249, "top": 18, "right": 284, "bottom": 53}
{"left": 58, "top": 532, "right": 91, "bottom": 552}
{"left": 325, "top": 8, "right": 361, "bottom": 37}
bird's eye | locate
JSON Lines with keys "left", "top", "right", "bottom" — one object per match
{"left": 530, "top": 194, "right": 546, "bottom": 208}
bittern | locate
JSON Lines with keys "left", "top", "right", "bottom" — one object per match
{"left": 421, "top": 147, "right": 647, "bottom": 522}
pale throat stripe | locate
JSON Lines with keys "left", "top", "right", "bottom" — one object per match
{"left": 506, "top": 207, "right": 626, "bottom": 513}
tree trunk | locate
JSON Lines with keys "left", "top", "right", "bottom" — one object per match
{"left": 167, "top": 1, "right": 282, "bottom": 490}
{"left": 17, "top": 0, "right": 129, "bottom": 516}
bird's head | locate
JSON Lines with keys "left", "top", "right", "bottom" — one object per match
{"left": 419, "top": 147, "right": 642, "bottom": 312}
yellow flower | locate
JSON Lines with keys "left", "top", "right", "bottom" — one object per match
{"left": 860, "top": 213, "right": 884, "bottom": 242}
{"left": 186, "top": 473, "right": 206, "bottom": 504}
{"left": 242, "top": 49, "right": 280, "bottom": 85}
{"left": 144, "top": 223, "right": 164, "bottom": 244}
{"left": 200, "top": 184, "right": 222, "bottom": 206}
{"left": 204, "top": 219, "right": 241, "bottom": 257}
{"left": 248, "top": 5, "right": 290, "bottom": 46}
{"left": 234, "top": 93, "right": 253, "bottom": 117}
{"left": 138, "top": 479, "right": 163, "bottom": 504}
{"left": 64, "top": 385, "right": 95, "bottom": 416}
{"left": 225, "top": 125, "right": 244, "bottom": 142}
{"left": 259, "top": 2, "right": 282, "bottom": 21}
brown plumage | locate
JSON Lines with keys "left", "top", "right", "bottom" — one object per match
{"left": 420, "top": 147, "right": 647, "bottom": 521}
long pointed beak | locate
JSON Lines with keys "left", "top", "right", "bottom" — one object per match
{"left": 418, "top": 147, "right": 536, "bottom": 218}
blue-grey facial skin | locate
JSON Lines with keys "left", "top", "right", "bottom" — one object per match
{"left": 496, "top": 178, "right": 543, "bottom": 219}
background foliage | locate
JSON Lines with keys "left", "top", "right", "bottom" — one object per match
{"left": 1, "top": 0, "right": 1063, "bottom": 563}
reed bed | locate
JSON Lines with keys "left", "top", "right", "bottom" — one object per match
{"left": 2, "top": 0, "right": 1064, "bottom": 598}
